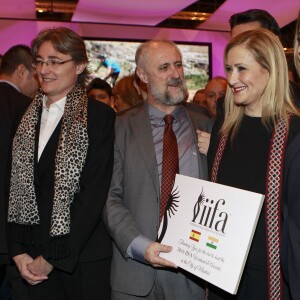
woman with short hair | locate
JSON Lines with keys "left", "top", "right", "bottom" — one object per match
{"left": 7, "top": 27, "right": 115, "bottom": 300}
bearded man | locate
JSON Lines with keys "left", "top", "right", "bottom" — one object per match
{"left": 104, "top": 40, "right": 212, "bottom": 300}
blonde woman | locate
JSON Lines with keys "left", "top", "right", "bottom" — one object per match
{"left": 208, "top": 29, "right": 300, "bottom": 299}
{"left": 281, "top": 11, "right": 300, "bottom": 300}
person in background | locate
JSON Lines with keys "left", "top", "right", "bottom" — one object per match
{"left": 113, "top": 74, "right": 143, "bottom": 112}
{"left": 286, "top": 52, "right": 300, "bottom": 107}
{"left": 104, "top": 40, "right": 212, "bottom": 299}
{"left": 196, "top": 77, "right": 227, "bottom": 156}
{"left": 184, "top": 93, "right": 210, "bottom": 116}
{"left": 192, "top": 88, "right": 206, "bottom": 108}
{"left": 204, "top": 76, "right": 227, "bottom": 120}
{"left": 286, "top": 52, "right": 300, "bottom": 84}
{"left": 95, "top": 53, "right": 120, "bottom": 87}
{"left": 87, "top": 77, "right": 114, "bottom": 108}
{"left": 0, "top": 44, "right": 39, "bottom": 300}
{"left": 7, "top": 27, "right": 115, "bottom": 300}
{"left": 229, "top": 9, "right": 281, "bottom": 38}
{"left": 208, "top": 29, "right": 300, "bottom": 300}
{"left": 281, "top": 10, "right": 300, "bottom": 300}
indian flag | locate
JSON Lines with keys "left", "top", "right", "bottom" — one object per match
{"left": 206, "top": 236, "right": 219, "bottom": 249}
{"left": 190, "top": 229, "right": 201, "bottom": 242}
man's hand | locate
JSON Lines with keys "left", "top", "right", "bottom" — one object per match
{"left": 197, "top": 130, "right": 211, "bottom": 156}
{"left": 13, "top": 253, "right": 48, "bottom": 285}
{"left": 27, "top": 255, "right": 54, "bottom": 278}
{"left": 144, "top": 242, "right": 177, "bottom": 268}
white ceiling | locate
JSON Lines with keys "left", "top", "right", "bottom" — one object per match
{"left": 73, "top": 0, "right": 196, "bottom": 26}
{"left": 198, "top": 0, "right": 300, "bottom": 31}
{"left": 0, "top": 0, "right": 298, "bottom": 32}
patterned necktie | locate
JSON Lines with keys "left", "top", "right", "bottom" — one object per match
{"left": 160, "top": 114, "right": 179, "bottom": 222}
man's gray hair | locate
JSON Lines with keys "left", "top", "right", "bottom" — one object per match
{"left": 135, "top": 40, "right": 182, "bottom": 70}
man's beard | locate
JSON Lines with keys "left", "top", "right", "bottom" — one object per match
{"left": 149, "top": 78, "right": 187, "bottom": 106}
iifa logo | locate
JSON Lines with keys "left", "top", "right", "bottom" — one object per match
{"left": 192, "top": 188, "right": 228, "bottom": 234}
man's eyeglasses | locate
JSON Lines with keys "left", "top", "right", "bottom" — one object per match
{"left": 32, "top": 59, "right": 74, "bottom": 69}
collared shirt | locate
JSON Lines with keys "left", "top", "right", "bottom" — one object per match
{"left": 38, "top": 96, "right": 66, "bottom": 161}
{"left": 148, "top": 103, "right": 199, "bottom": 184}
{"left": 128, "top": 103, "right": 199, "bottom": 261}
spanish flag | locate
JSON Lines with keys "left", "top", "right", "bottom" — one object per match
{"left": 190, "top": 229, "right": 201, "bottom": 242}
{"left": 206, "top": 236, "right": 219, "bottom": 249}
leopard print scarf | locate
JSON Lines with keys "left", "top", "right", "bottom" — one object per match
{"left": 8, "top": 84, "right": 88, "bottom": 255}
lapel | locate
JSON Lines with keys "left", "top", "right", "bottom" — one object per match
{"left": 285, "top": 131, "right": 300, "bottom": 180}
{"left": 129, "top": 105, "right": 160, "bottom": 196}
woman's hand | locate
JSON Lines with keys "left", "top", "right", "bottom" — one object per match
{"left": 13, "top": 253, "right": 48, "bottom": 285}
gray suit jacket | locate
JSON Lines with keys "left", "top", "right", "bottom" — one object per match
{"left": 104, "top": 103, "right": 213, "bottom": 296}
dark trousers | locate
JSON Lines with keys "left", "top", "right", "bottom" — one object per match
{"left": 208, "top": 264, "right": 291, "bottom": 300}
{"left": 0, "top": 265, "right": 11, "bottom": 300}
{"left": 9, "top": 259, "right": 111, "bottom": 300}
{"left": 6, "top": 264, "right": 28, "bottom": 300}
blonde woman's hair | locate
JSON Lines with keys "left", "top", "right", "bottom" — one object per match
{"left": 222, "top": 28, "right": 299, "bottom": 140}
{"left": 294, "top": 10, "right": 300, "bottom": 78}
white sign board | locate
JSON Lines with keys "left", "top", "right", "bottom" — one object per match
{"left": 159, "top": 174, "right": 264, "bottom": 294}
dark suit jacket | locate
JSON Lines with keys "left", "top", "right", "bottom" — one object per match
{"left": 104, "top": 103, "right": 213, "bottom": 296}
{"left": 282, "top": 130, "right": 300, "bottom": 299}
{"left": 290, "top": 81, "right": 300, "bottom": 108}
{"left": 9, "top": 98, "right": 115, "bottom": 273}
{"left": 0, "top": 82, "right": 31, "bottom": 264}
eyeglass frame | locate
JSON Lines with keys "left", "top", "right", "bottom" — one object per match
{"left": 31, "top": 58, "right": 74, "bottom": 69}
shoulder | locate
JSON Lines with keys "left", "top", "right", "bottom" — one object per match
{"left": 116, "top": 103, "right": 145, "bottom": 122}
{"left": 0, "top": 82, "right": 31, "bottom": 102}
{"left": 285, "top": 115, "right": 300, "bottom": 172}
{"left": 183, "top": 102, "right": 209, "bottom": 116}
{"left": 290, "top": 81, "right": 300, "bottom": 108}
{"left": 288, "top": 115, "right": 300, "bottom": 144}
{"left": 88, "top": 97, "right": 115, "bottom": 116}
{"left": 0, "top": 82, "right": 31, "bottom": 112}
{"left": 87, "top": 97, "right": 116, "bottom": 127}
{"left": 184, "top": 105, "right": 213, "bottom": 132}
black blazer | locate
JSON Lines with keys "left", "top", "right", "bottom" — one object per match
{"left": 9, "top": 98, "right": 115, "bottom": 273}
{"left": 0, "top": 82, "right": 31, "bottom": 264}
{"left": 282, "top": 130, "right": 300, "bottom": 300}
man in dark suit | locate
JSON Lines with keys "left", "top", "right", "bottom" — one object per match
{"left": 0, "top": 45, "right": 39, "bottom": 300}
{"left": 280, "top": 13, "right": 300, "bottom": 300}
{"left": 104, "top": 40, "right": 212, "bottom": 299}
{"left": 281, "top": 131, "right": 300, "bottom": 300}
